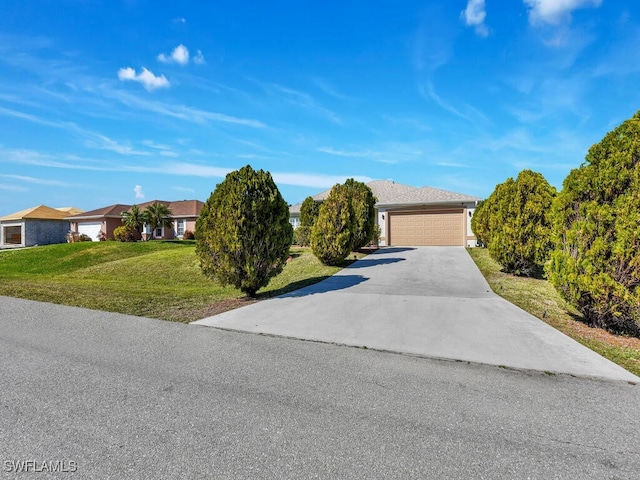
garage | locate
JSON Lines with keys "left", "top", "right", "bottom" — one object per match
{"left": 78, "top": 222, "right": 102, "bottom": 241}
{"left": 389, "top": 209, "right": 464, "bottom": 246}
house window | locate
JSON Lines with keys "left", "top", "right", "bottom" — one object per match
{"left": 3, "top": 225, "right": 22, "bottom": 245}
{"left": 175, "top": 219, "right": 186, "bottom": 237}
{"left": 289, "top": 217, "right": 300, "bottom": 230}
{"left": 155, "top": 227, "right": 162, "bottom": 238}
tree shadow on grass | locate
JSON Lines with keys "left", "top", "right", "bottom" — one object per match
{"left": 258, "top": 274, "right": 367, "bottom": 299}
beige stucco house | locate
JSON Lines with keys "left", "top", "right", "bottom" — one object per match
{"left": 289, "top": 180, "right": 481, "bottom": 247}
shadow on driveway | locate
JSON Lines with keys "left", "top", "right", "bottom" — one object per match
{"left": 276, "top": 275, "right": 368, "bottom": 298}
{"left": 345, "top": 257, "right": 405, "bottom": 268}
{"left": 376, "top": 247, "right": 416, "bottom": 254}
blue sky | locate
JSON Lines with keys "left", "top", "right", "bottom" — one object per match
{"left": 1, "top": 0, "right": 639, "bottom": 215}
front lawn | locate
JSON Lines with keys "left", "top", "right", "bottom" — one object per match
{"left": 468, "top": 248, "right": 640, "bottom": 377}
{"left": 0, "top": 241, "right": 360, "bottom": 323}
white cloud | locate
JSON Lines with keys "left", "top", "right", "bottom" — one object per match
{"left": 524, "top": 0, "right": 602, "bottom": 25}
{"left": 461, "top": 0, "right": 489, "bottom": 37}
{"left": 105, "top": 89, "right": 266, "bottom": 128}
{"left": 0, "top": 174, "right": 67, "bottom": 186}
{"left": 134, "top": 185, "right": 144, "bottom": 199}
{"left": 193, "top": 50, "right": 206, "bottom": 65}
{"left": 157, "top": 44, "right": 190, "bottom": 65}
{"left": 117, "top": 67, "right": 170, "bottom": 91}
{"left": 0, "top": 183, "right": 28, "bottom": 192}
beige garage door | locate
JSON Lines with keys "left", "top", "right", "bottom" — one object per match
{"left": 389, "top": 210, "right": 464, "bottom": 246}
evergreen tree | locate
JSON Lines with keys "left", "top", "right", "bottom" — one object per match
{"left": 310, "top": 183, "right": 353, "bottom": 266}
{"left": 547, "top": 111, "right": 640, "bottom": 336}
{"left": 344, "top": 178, "right": 376, "bottom": 250}
{"left": 196, "top": 165, "right": 293, "bottom": 297}
{"left": 487, "top": 170, "right": 556, "bottom": 276}
{"left": 300, "top": 197, "right": 322, "bottom": 227}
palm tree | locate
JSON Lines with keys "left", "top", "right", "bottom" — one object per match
{"left": 121, "top": 204, "right": 145, "bottom": 239}
{"left": 143, "top": 202, "right": 174, "bottom": 240}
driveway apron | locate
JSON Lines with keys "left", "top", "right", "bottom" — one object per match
{"left": 193, "top": 247, "right": 638, "bottom": 382}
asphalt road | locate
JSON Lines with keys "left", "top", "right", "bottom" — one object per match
{"left": 1, "top": 296, "right": 639, "bottom": 479}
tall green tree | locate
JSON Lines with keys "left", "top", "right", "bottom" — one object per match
{"left": 121, "top": 204, "right": 144, "bottom": 239}
{"left": 196, "top": 165, "right": 293, "bottom": 297}
{"left": 344, "top": 178, "right": 376, "bottom": 250}
{"left": 300, "top": 196, "right": 322, "bottom": 227}
{"left": 487, "top": 170, "right": 556, "bottom": 275}
{"left": 143, "top": 202, "right": 174, "bottom": 240}
{"left": 470, "top": 200, "right": 489, "bottom": 246}
{"left": 547, "top": 111, "right": 640, "bottom": 337}
{"left": 311, "top": 183, "right": 353, "bottom": 266}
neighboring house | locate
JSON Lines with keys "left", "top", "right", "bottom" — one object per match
{"left": 67, "top": 204, "right": 132, "bottom": 241}
{"left": 135, "top": 199, "right": 204, "bottom": 240}
{"left": 289, "top": 180, "right": 481, "bottom": 247}
{"left": 66, "top": 200, "right": 204, "bottom": 241}
{"left": 0, "top": 205, "right": 83, "bottom": 248}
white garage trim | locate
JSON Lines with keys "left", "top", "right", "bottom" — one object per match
{"left": 78, "top": 222, "right": 102, "bottom": 241}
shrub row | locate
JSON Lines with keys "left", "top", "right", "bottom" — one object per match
{"left": 474, "top": 110, "right": 640, "bottom": 337}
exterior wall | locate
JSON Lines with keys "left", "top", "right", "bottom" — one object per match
{"left": 186, "top": 219, "right": 197, "bottom": 235}
{"left": 465, "top": 204, "right": 477, "bottom": 248}
{"left": 377, "top": 209, "right": 386, "bottom": 246}
{"left": 172, "top": 218, "right": 197, "bottom": 239}
{"left": 289, "top": 214, "right": 300, "bottom": 230}
{"left": 24, "top": 219, "right": 70, "bottom": 246}
{"left": 104, "top": 218, "right": 124, "bottom": 240}
{"left": 1, "top": 221, "right": 25, "bottom": 248}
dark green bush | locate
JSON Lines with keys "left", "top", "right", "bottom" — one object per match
{"left": 472, "top": 170, "right": 555, "bottom": 275}
{"left": 78, "top": 234, "right": 93, "bottom": 242}
{"left": 293, "top": 225, "right": 312, "bottom": 246}
{"left": 300, "top": 197, "right": 322, "bottom": 227}
{"left": 344, "top": 178, "right": 376, "bottom": 250}
{"left": 311, "top": 183, "right": 353, "bottom": 265}
{"left": 489, "top": 170, "right": 556, "bottom": 275}
{"left": 196, "top": 165, "right": 293, "bottom": 297}
{"left": 547, "top": 111, "right": 640, "bottom": 337}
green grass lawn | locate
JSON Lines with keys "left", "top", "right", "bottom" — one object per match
{"left": 0, "top": 241, "right": 359, "bottom": 323}
{"left": 468, "top": 247, "right": 640, "bottom": 377}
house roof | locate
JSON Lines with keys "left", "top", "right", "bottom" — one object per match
{"left": 66, "top": 204, "right": 132, "bottom": 221}
{"left": 1, "top": 205, "right": 83, "bottom": 221}
{"left": 65, "top": 200, "right": 204, "bottom": 221}
{"left": 134, "top": 200, "right": 204, "bottom": 217}
{"left": 376, "top": 186, "right": 482, "bottom": 208}
{"left": 289, "top": 180, "right": 419, "bottom": 214}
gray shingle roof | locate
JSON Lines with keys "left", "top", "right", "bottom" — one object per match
{"left": 290, "top": 180, "right": 418, "bottom": 214}
{"left": 376, "top": 186, "right": 481, "bottom": 207}
{"left": 289, "top": 180, "right": 480, "bottom": 214}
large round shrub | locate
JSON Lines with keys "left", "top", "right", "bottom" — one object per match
{"left": 472, "top": 170, "right": 555, "bottom": 275}
{"left": 489, "top": 170, "right": 556, "bottom": 275}
{"left": 547, "top": 112, "right": 640, "bottom": 336}
{"left": 196, "top": 165, "right": 293, "bottom": 297}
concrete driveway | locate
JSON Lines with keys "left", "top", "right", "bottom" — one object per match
{"left": 193, "top": 247, "right": 638, "bottom": 383}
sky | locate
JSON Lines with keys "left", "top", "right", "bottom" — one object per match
{"left": 2, "top": 0, "right": 640, "bottom": 215}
